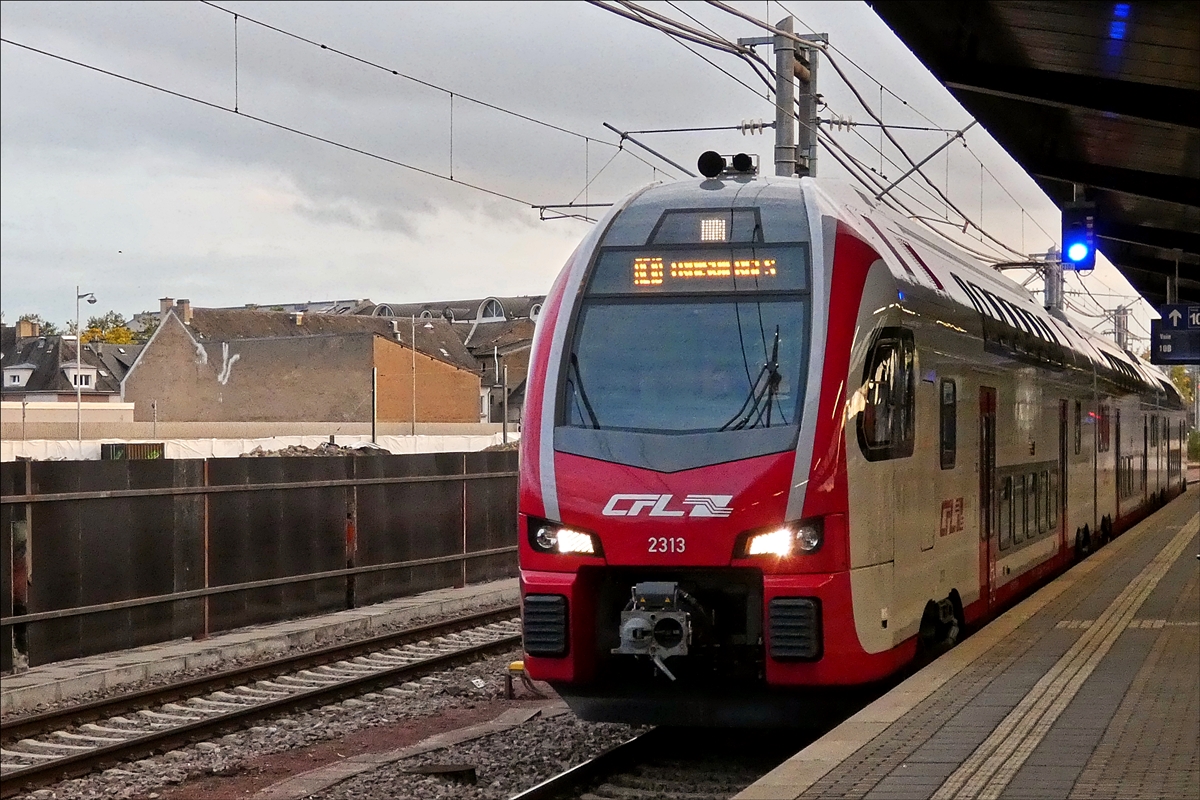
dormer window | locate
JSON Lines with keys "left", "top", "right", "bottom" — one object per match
{"left": 4, "top": 364, "right": 36, "bottom": 388}
{"left": 63, "top": 365, "right": 98, "bottom": 389}
{"left": 478, "top": 299, "right": 505, "bottom": 322}
{"left": 530, "top": 303, "right": 542, "bottom": 321}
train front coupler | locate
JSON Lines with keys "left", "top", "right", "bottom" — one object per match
{"left": 610, "top": 581, "right": 704, "bottom": 681}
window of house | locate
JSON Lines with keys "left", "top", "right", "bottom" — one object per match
{"left": 479, "top": 299, "right": 505, "bottom": 321}
{"left": 857, "top": 327, "right": 915, "bottom": 461}
{"left": 8, "top": 374, "right": 19, "bottom": 385}
{"left": 1080, "top": 400, "right": 1089, "bottom": 455}
{"left": 939, "top": 379, "right": 956, "bottom": 469}
{"left": 73, "top": 373, "right": 91, "bottom": 387}
{"left": 530, "top": 303, "right": 542, "bottom": 321}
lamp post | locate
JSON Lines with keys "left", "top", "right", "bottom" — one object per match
{"left": 75, "top": 286, "right": 96, "bottom": 442}
{"left": 410, "top": 315, "right": 434, "bottom": 437}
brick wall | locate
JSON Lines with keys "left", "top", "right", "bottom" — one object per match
{"left": 123, "top": 317, "right": 481, "bottom": 424}
{"left": 373, "top": 336, "right": 480, "bottom": 423}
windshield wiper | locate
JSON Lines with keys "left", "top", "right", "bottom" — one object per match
{"left": 568, "top": 354, "right": 601, "bottom": 429}
{"left": 720, "top": 327, "right": 783, "bottom": 431}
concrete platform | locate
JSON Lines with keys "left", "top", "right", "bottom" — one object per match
{"left": 0, "top": 578, "right": 518, "bottom": 716}
{"left": 738, "top": 492, "right": 1199, "bottom": 800}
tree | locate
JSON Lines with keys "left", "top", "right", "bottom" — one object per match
{"left": 1169, "top": 365, "right": 1195, "bottom": 406}
{"left": 81, "top": 310, "right": 135, "bottom": 344}
{"left": 133, "top": 316, "right": 160, "bottom": 344}
{"left": 16, "top": 313, "right": 58, "bottom": 336}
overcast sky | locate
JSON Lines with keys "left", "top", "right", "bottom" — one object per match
{"left": 0, "top": 1, "right": 1153, "bottom": 343}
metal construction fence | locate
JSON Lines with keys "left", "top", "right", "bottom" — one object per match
{"left": 0, "top": 451, "right": 519, "bottom": 670}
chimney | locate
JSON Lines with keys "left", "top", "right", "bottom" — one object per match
{"left": 160, "top": 297, "right": 174, "bottom": 322}
{"left": 176, "top": 299, "right": 193, "bottom": 325}
{"left": 15, "top": 319, "right": 40, "bottom": 338}
{"left": 290, "top": 311, "right": 304, "bottom": 326}
{"left": 390, "top": 319, "right": 402, "bottom": 340}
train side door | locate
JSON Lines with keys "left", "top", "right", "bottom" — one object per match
{"left": 1059, "top": 400, "right": 1068, "bottom": 553}
{"left": 979, "top": 387, "right": 997, "bottom": 611}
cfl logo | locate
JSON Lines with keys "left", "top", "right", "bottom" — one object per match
{"left": 602, "top": 494, "right": 733, "bottom": 518}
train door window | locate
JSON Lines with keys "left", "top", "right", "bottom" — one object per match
{"left": 857, "top": 327, "right": 916, "bottom": 461}
{"left": 1074, "top": 401, "right": 1082, "bottom": 455}
{"left": 999, "top": 476, "right": 1012, "bottom": 550}
{"left": 1150, "top": 416, "right": 1158, "bottom": 448}
{"left": 1049, "top": 470, "right": 1059, "bottom": 529}
{"left": 940, "top": 379, "right": 956, "bottom": 469}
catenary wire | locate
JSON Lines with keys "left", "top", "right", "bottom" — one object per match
{"left": 0, "top": 37, "right": 559, "bottom": 213}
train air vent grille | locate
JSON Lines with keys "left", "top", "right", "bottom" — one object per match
{"left": 523, "top": 594, "right": 568, "bottom": 656}
{"left": 768, "top": 597, "right": 822, "bottom": 660}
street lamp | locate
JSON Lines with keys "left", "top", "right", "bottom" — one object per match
{"left": 75, "top": 286, "right": 97, "bottom": 442}
{"left": 411, "top": 315, "right": 434, "bottom": 436}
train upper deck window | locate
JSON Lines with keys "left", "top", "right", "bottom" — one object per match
{"left": 586, "top": 244, "right": 808, "bottom": 295}
{"left": 857, "top": 327, "right": 916, "bottom": 461}
{"left": 940, "top": 379, "right": 956, "bottom": 470}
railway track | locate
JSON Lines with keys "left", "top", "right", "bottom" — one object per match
{"left": 0, "top": 605, "right": 521, "bottom": 798}
{"left": 510, "top": 726, "right": 809, "bottom": 800}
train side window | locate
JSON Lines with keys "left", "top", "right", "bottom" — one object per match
{"left": 1049, "top": 470, "right": 1059, "bottom": 529}
{"left": 1040, "top": 470, "right": 1051, "bottom": 533}
{"left": 1097, "top": 405, "right": 1111, "bottom": 453}
{"left": 1080, "top": 400, "right": 1089, "bottom": 455}
{"left": 1012, "top": 475, "right": 1026, "bottom": 544}
{"left": 999, "top": 476, "right": 1012, "bottom": 550}
{"left": 857, "top": 327, "right": 916, "bottom": 461}
{"left": 940, "top": 379, "right": 956, "bottom": 469}
{"left": 1150, "top": 416, "right": 1158, "bottom": 448}
{"left": 1025, "top": 473, "right": 1037, "bottom": 540}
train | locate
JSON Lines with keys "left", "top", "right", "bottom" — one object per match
{"left": 516, "top": 152, "right": 1188, "bottom": 726}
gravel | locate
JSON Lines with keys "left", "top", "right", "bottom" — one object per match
{"left": 315, "top": 713, "right": 641, "bottom": 800}
{"left": 9, "top": 648, "right": 549, "bottom": 800}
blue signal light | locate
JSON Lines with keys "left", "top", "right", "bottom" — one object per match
{"left": 1113, "top": 3, "right": 1129, "bottom": 18}
{"left": 1061, "top": 201, "right": 1096, "bottom": 272}
{"left": 1066, "top": 242, "right": 1090, "bottom": 262}
{"left": 1109, "top": 20, "right": 1126, "bottom": 40}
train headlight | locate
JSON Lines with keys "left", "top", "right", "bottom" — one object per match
{"left": 529, "top": 521, "right": 602, "bottom": 556}
{"left": 736, "top": 519, "right": 823, "bottom": 558}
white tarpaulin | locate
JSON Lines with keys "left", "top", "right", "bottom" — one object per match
{"left": 0, "top": 433, "right": 519, "bottom": 461}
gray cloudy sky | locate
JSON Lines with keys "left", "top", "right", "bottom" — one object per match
{"left": 0, "top": 1, "right": 1150, "bottom": 341}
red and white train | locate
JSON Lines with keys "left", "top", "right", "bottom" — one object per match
{"left": 517, "top": 153, "right": 1188, "bottom": 725}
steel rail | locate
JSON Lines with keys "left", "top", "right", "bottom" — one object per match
{"left": 0, "top": 608, "right": 521, "bottom": 797}
{"left": 1, "top": 605, "right": 519, "bottom": 742}
{"left": 507, "top": 728, "right": 664, "bottom": 800}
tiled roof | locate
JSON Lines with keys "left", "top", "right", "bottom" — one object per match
{"left": 181, "top": 308, "right": 479, "bottom": 373}
{"left": 0, "top": 336, "right": 140, "bottom": 395}
{"left": 368, "top": 295, "right": 545, "bottom": 323}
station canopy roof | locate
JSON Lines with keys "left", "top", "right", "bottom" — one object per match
{"left": 869, "top": 1, "right": 1200, "bottom": 305}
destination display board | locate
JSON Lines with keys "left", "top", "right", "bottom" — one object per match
{"left": 1150, "top": 306, "right": 1200, "bottom": 365}
{"left": 587, "top": 245, "right": 808, "bottom": 295}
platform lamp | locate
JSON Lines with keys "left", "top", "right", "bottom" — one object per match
{"left": 75, "top": 286, "right": 97, "bottom": 442}
{"left": 410, "top": 315, "right": 435, "bottom": 436}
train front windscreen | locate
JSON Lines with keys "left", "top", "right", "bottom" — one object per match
{"left": 563, "top": 241, "right": 810, "bottom": 435}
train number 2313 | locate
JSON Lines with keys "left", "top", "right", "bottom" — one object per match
{"left": 648, "top": 537, "right": 686, "bottom": 553}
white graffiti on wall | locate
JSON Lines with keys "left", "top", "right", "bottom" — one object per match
{"left": 217, "top": 343, "right": 241, "bottom": 385}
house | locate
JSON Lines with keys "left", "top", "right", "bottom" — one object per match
{"left": 1, "top": 320, "right": 141, "bottom": 404}
{"left": 355, "top": 296, "right": 544, "bottom": 424}
{"left": 121, "top": 299, "right": 481, "bottom": 425}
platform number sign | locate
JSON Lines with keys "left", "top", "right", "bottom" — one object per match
{"left": 1150, "top": 305, "right": 1200, "bottom": 365}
